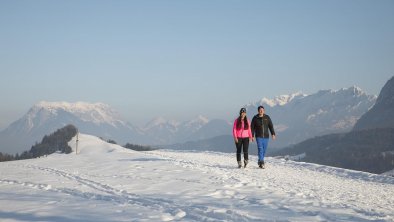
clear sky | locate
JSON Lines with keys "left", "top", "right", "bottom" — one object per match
{"left": 0, "top": 0, "right": 393, "bottom": 128}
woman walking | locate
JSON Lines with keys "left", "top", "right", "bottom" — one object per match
{"left": 232, "top": 108, "right": 253, "bottom": 168}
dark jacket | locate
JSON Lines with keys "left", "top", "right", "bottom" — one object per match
{"left": 251, "top": 114, "right": 275, "bottom": 138}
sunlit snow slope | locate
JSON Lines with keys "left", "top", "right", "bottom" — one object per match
{"left": 0, "top": 134, "right": 393, "bottom": 221}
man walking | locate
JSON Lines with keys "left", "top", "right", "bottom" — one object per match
{"left": 251, "top": 105, "right": 276, "bottom": 169}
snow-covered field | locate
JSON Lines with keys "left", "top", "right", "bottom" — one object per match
{"left": 1, "top": 134, "right": 393, "bottom": 222}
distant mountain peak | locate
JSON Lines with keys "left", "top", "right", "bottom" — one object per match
{"left": 0, "top": 101, "right": 140, "bottom": 154}
{"left": 259, "top": 92, "right": 307, "bottom": 107}
{"left": 347, "top": 85, "right": 363, "bottom": 95}
{"left": 244, "top": 86, "right": 376, "bottom": 148}
{"left": 314, "top": 86, "right": 367, "bottom": 96}
{"left": 33, "top": 101, "right": 112, "bottom": 114}
{"left": 147, "top": 116, "right": 168, "bottom": 125}
{"left": 181, "top": 115, "right": 209, "bottom": 130}
{"left": 144, "top": 117, "right": 180, "bottom": 131}
{"left": 144, "top": 115, "right": 209, "bottom": 131}
{"left": 249, "top": 87, "right": 371, "bottom": 109}
{"left": 336, "top": 86, "right": 370, "bottom": 97}
{"left": 29, "top": 101, "right": 124, "bottom": 126}
{"left": 188, "top": 115, "right": 209, "bottom": 124}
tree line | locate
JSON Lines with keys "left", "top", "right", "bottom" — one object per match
{"left": 273, "top": 128, "right": 394, "bottom": 174}
{"left": 0, "top": 125, "right": 156, "bottom": 162}
{"left": 103, "top": 138, "right": 155, "bottom": 151}
{"left": 0, "top": 124, "right": 78, "bottom": 162}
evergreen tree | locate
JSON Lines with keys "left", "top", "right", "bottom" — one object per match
{"left": 124, "top": 143, "right": 155, "bottom": 151}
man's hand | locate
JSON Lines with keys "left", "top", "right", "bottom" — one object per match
{"left": 272, "top": 135, "right": 276, "bottom": 140}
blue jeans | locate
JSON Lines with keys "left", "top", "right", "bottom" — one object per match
{"left": 256, "top": 137, "right": 269, "bottom": 162}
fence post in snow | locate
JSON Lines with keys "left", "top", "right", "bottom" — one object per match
{"left": 76, "top": 130, "right": 79, "bottom": 155}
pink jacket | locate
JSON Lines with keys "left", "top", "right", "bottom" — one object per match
{"left": 233, "top": 118, "right": 253, "bottom": 139}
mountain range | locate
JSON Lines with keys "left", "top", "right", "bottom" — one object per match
{"left": 272, "top": 76, "right": 394, "bottom": 174}
{"left": 141, "top": 116, "right": 231, "bottom": 145}
{"left": 245, "top": 86, "right": 376, "bottom": 148}
{"left": 168, "top": 86, "right": 376, "bottom": 151}
{"left": 0, "top": 102, "right": 140, "bottom": 154}
{"left": 0, "top": 102, "right": 231, "bottom": 154}
{"left": 0, "top": 86, "right": 377, "bottom": 155}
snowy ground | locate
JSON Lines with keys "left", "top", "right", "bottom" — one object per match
{"left": 0, "top": 134, "right": 393, "bottom": 222}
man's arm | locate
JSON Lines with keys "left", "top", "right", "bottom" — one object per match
{"left": 268, "top": 116, "right": 276, "bottom": 140}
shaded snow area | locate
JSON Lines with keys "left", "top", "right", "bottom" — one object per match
{"left": 1, "top": 134, "right": 393, "bottom": 222}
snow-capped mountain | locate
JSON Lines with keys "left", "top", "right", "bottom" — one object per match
{"left": 181, "top": 115, "right": 209, "bottom": 131}
{"left": 257, "top": 92, "right": 307, "bottom": 107}
{"left": 245, "top": 86, "right": 376, "bottom": 148}
{"left": 168, "top": 87, "right": 376, "bottom": 152}
{"left": 0, "top": 101, "right": 225, "bottom": 154}
{"left": 182, "top": 119, "right": 231, "bottom": 142}
{"left": 141, "top": 117, "right": 180, "bottom": 145}
{"left": 0, "top": 101, "right": 141, "bottom": 154}
{"left": 271, "top": 77, "right": 394, "bottom": 174}
{"left": 143, "top": 116, "right": 180, "bottom": 132}
{"left": 143, "top": 115, "right": 209, "bottom": 133}
{"left": 141, "top": 115, "right": 228, "bottom": 145}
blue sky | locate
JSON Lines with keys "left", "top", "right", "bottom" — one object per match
{"left": 0, "top": 0, "right": 393, "bottom": 128}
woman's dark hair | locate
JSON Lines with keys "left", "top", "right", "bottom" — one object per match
{"left": 236, "top": 116, "right": 249, "bottom": 130}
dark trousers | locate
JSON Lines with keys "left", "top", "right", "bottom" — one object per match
{"left": 235, "top": 137, "right": 249, "bottom": 161}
